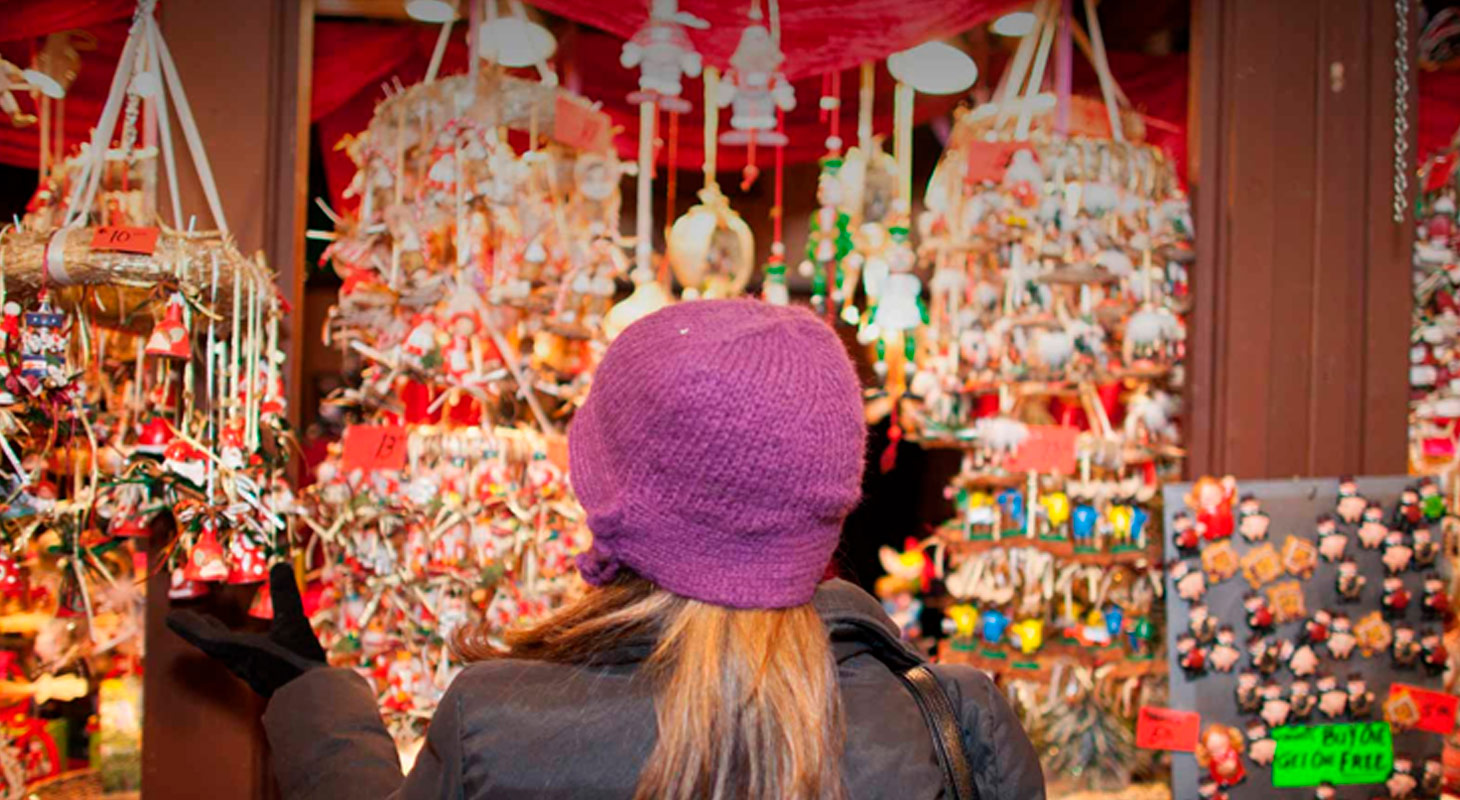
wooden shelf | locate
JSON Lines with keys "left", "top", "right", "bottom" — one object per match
{"left": 940, "top": 532, "right": 1165, "bottom": 567}
{"left": 938, "top": 639, "right": 1166, "bottom": 682}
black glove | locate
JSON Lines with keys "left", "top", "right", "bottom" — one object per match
{"left": 167, "top": 563, "right": 327, "bottom": 698}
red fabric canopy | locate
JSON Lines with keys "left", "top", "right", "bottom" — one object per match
{"left": 531, "top": 0, "right": 1024, "bottom": 81}
{"left": 1420, "top": 70, "right": 1460, "bottom": 166}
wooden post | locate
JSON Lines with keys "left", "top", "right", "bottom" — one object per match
{"left": 1186, "top": 0, "right": 1413, "bottom": 479}
{"left": 146, "top": 2, "right": 312, "bottom": 799}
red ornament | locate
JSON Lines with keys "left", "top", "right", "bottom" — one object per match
{"left": 134, "top": 416, "right": 175, "bottom": 456}
{"left": 227, "top": 535, "right": 269, "bottom": 585}
{"left": 182, "top": 526, "right": 229, "bottom": 583}
{"left": 144, "top": 295, "right": 191, "bottom": 359}
{"left": 248, "top": 584, "right": 274, "bottom": 620}
{"left": 168, "top": 568, "right": 210, "bottom": 600}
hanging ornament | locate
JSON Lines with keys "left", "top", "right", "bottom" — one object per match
{"left": 144, "top": 292, "right": 191, "bottom": 359}
{"left": 248, "top": 583, "right": 274, "bottom": 620}
{"left": 799, "top": 156, "right": 855, "bottom": 313}
{"left": 20, "top": 293, "right": 67, "bottom": 384}
{"left": 619, "top": 0, "right": 705, "bottom": 112}
{"left": 182, "top": 523, "right": 228, "bottom": 583}
{"left": 718, "top": 0, "right": 794, "bottom": 187}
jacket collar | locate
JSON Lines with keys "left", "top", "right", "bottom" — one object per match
{"left": 813, "top": 578, "right": 926, "bottom": 672}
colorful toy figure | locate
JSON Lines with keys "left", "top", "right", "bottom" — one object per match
{"left": 1235, "top": 671, "right": 1261, "bottom": 713}
{"left": 801, "top": 157, "right": 855, "bottom": 313}
{"left": 619, "top": 0, "right": 704, "bottom": 104}
{"left": 1196, "top": 724, "right": 1246, "bottom": 788}
{"left": 1328, "top": 613, "right": 1357, "bottom": 660}
{"left": 1289, "top": 643, "right": 1320, "bottom": 677}
{"left": 1187, "top": 475, "right": 1237, "bottom": 541}
{"left": 1316, "top": 515, "right": 1347, "bottom": 562}
{"left": 1244, "top": 592, "right": 1275, "bottom": 633}
{"left": 144, "top": 293, "right": 191, "bottom": 360}
{"left": 1210, "top": 626, "right": 1241, "bottom": 672}
{"left": 1177, "top": 633, "right": 1207, "bottom": 678}
{"left": 1317, "top": 673, "right": 1348, "bottom": 718}
{"left": 1038, "top": 491, "right": 1069, "bottom": 539}
{"left": 1236, "top": 495, "right": 1269, "bottom": 542}
{"left": 1421, "top": 757, "right": 1444, "bottom": 798}
{"left": 1336, "top": 559, "right": 1365, "bottom": 603}
{"left": 1128, "top": 505, "right": 1150, "bottom": 549}
{"left": 1189, "top": 603, "right": 1219, "bottom": 644}
{"left": 1072, "top": 503, "right": 1099, "bottom": 551}
{"left": 1382, "top": 531, "right": 1414, "bottom": 575}
{"left": 1422, "top": 574, "right": 1451, "bottom": 622}
{"left": 1387, "top": 757, "right": 1417, "bottom": 800}
{"left": 1125, "top": 614, "right": 1153, "bottom": 657}
{"left": 1390, "top": 486, "right": 1423, "bottom": 534}
{"left": 1173, "top": 561, "right": 1207, "bottom": 602}
{"left": 1259, "top": 682, "right": 1291, "bottom": 728}
{"left": 996, "top": 487, "right": 1025, "bottom": 535}
{"left": 1382, "top": 576, "right": 1411, "bottom": 620}
{"left": 1418, "top": 479, "right": 1446, "bottom": 522}
{"left": 1102, "top": 605, "right": 1124, "bottom": 642}
{"left": 980, "top": 608, "right": 1011, "bottom": 650}
{"left": 942, "top": 604, "right": 979, "bottom": 642}
{"left": 1392, "top": 624, "right": 1421, "bottom": 669}
{"left": 1346, "top": 674, "right": 1373, "bottom": 718}
{"left": 1009, "top": 618, "right": 1044, "bottom": 656}
{"left": 1301, "top": 609, "right": 1332, "bottom": 646}
{"left": 1336, "top": 476, "right": 1366, "bottom": 523}
{"left": 1358, "top": 503, "right": 1389, "bottom": 549}
{"left": 1246, "top": 722, "right": 1276, "bottom": 767}
{"left": 1289, "top": 679, "right": 1316, "bottom": 719}
{"left": 1412, "top": 527, "right": 1439, "bottom": 569}
{"left": 1172, "top": 511, "right": 1200, "bottom": 555}
{"left": 1420, "top": 628, "right": 1448, "bottom": 676}
{"left": 1107, "top": 503, "right": 1133, "bottom": 550}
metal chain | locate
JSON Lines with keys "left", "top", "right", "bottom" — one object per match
{"left": 1394, "top": 0, "right": 1412, "bottom": 223}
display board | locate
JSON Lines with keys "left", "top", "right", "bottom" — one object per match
{"left": 1163, "top": 477, "right": 1450, "bottom": 800}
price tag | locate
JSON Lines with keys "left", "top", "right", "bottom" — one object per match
{"left": 89, "top": 225, "right": 160, "bottom": 255}
{"left": 1388, "top": 683, "right": 1458, "bottom": 735}
{"left": 964, "top": 141, "right": 1028, "bottom": 185}
{"left": 553, "top": 96, "right": 610, "bottom": 154}
{"left": 1271, "top": 722, "right": 1393, "bottom": 787}
{"left": 341, "top": 425, "right": 409, "bottom": 474}
{"left": 1004, "top": 425, "right": 1079, "bottom": 475}
{"left": 1134, "top": 706, "right": 1199, "bottom": 752}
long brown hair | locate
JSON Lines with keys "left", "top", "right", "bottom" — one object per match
{"left": 456, "top": 575, "right": 847, "bottom": 800}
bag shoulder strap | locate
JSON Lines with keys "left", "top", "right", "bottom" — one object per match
{"left": 894, "top": 664, "right": 980, "bottom": 800}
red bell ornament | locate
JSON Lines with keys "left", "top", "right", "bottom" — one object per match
{"left": 168, "top": 568, "right": 210, "bottom": 600}
{"left": 182, "top": 525, "right": 229, "bottom": 583}
{"left": 248, "top": 584, "right": 274, "bottom": 620}
{"left": 144, "top": 293, "right": 191, "bottom": 359}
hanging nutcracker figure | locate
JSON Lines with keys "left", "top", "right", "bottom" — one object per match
{"left": 20, "top": 293, "right": 68, "bottom": 388}
{"left": 800, "top": 156, "right": 855, "bottom": 314}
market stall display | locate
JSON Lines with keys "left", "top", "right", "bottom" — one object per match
{"left": 299, "top": 47, "right": 630, "bottom": 754}
{"left": 1414, "top": 142, "right": 1460, "bottom": 475}
{"left": 1163, "top": 476, "right": 1454, "bottom": 800}
{"left": 0, "top": 0, "right": 290, "bottom": 791}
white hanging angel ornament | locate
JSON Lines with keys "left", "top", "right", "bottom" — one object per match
{"left": 620, "top": 0, "right": 706, "bottom": 112}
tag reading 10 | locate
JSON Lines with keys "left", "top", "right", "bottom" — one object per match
{"left": 89, "top": 225, "right": 160, "bottom": 255}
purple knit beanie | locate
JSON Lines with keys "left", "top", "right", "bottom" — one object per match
{"left": 569, "top": 299, "right": 866, "bottom": 609}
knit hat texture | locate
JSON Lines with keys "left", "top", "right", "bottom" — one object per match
{"left": 569, "top": 299, "right": 866, "bottom": 609}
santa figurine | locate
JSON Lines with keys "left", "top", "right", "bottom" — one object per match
{"left": 1382, "top": 576, "right": 1412, "bottom": 620}
{"left": 1382, "top": 530, "right": 1414, "bottom": 575}
{"left": 1335, "top": 559, "right": 1366, "bottom": 603}
{"left": 1244, "top": 592, "right": 1275, "bottom": 633}
{"left": 1316, "top": 515, "right": 1348, "bottom": 562}
{"left": 1236, "top": 495, "right": 1270, "bottom": 542}
{"left": 1421, "top": 574, "right": 1451, "bottom": 622}
{"left": 1358, "top": 503, "right": 1389, "bottom": 549}
{"left": 1172, "top": 511, "right": 1200, "bottom": 556}
{"left": 1411, "top": 527, "right": 1439, "bottom": 570}
{"left": 1392, "top": 624, "right": 1421, "bottom": 669}
{"left": 1335, "top": 476, "right": 1366, "bottom": 523}
{"left": 1288, "top": 679, "right": 1316, "bottom": 719}
{"left": 1177, "top": 633, "right": 1207, "bottom": 678}
{"left": 1391, "top": 487, "right": 1423, "bottom": 534}
{"left": 1235, "top": 671, "right": 1261, "bottom": 714}
{"left": 1328, "top": 613, "right": 1357, "bottom": 660}
{"left": 1345, "top": 674, "right": 1373, "bottom": 718}
{"left": 1316, "top": 673, "right": 1348, "bottom": 718}
{"left": 1420, "top": 628, "right": 1448, "bottom": 676}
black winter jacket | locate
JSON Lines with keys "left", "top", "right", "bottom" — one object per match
{"left": 262, "top": 579, "right": 1046, "bottom": 800}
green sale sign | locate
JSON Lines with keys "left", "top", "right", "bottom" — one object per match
{"left": 1271, "top": 723, "right": 1394, "bottom": 788}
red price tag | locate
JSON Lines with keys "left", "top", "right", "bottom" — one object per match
{"left": 89, "top": 225, "right": 160, "bottom": 255}
{"left": 1004, "top": 425, "right": 1079, "bottom": 475}
{"left": 965, "top": 142, "right": 1028, "bottom": 185}
{"left": 1135, "top": 706, "right": 1200, "bottom": 752}
{"left": 341, "top": 425, "right": 409, "bottom": 474}
{"left": 553, "top": 96, "right": 610, "bottom": 154}
{"left": 1391, "top": 683, "right": 1458, "bottom": 735}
